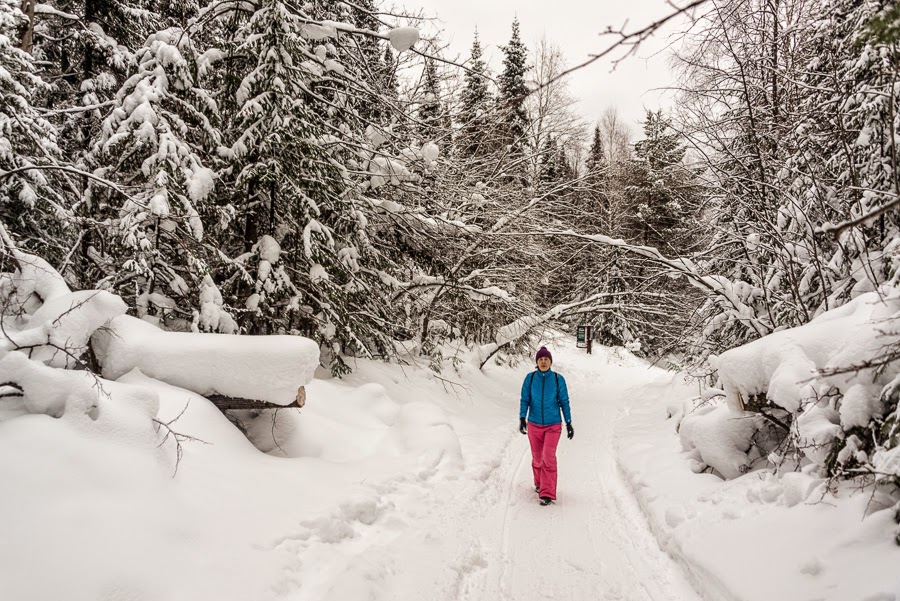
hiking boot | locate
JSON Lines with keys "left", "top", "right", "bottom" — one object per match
{"left": 534, "top": 486, "right": 540, "bottom": 494}
{"left": 539, "top": 497, "right": 554, "bottom": 506}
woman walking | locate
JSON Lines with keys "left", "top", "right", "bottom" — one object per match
{"left": 519, "top": 346, "right": 573, "bottom": 506}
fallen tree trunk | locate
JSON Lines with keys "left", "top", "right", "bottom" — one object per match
{"left": 206, "top": 386, "right": 306, "bottom": 411}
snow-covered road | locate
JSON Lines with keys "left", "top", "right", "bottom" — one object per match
{"left": 478, "top": 350, "right": 700, "bottom": 601}
{"left": 8, "top": 337, "right": 895, "bottom": 601}
{"left": 309, "top": 346, "right": 704, "bottom": 601}
{"left": 448, "top": 348, "right": 702, "bottom": 601}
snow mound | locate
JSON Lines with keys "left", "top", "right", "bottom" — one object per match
{"left": 4, "top": 290, "right": 127, "bottom": 368}
{"left": 707, "top": 289, "right": 900, "bottom": 473}
{"left": 4, "top": 250, "right": 71, "bottom": 314}
{"left": 715, "top": 291, "right": 900, "bottom": 414}
{"left": 241, "top": 379, "right": 462, "bottom": 472}
{"left": 679, "top": 402, "right": 759, "bottom": 478}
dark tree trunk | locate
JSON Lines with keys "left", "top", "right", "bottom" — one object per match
{"left": 18, "top": 0, "right": 35, "bottom": 53}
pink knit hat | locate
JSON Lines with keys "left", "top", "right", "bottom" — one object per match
{"left": 535, "top": 346, "right": 552, "bottom": 362}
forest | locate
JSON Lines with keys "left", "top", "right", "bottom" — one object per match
{"left": 1, "top": 0, "right": 899, "bottom": 492}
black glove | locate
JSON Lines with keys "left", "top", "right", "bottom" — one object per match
{"left": 519, "top": 418, "right": 527, "bottom": 435}
{"left": 566, "top": 422, "right": 574, "bottom": 440}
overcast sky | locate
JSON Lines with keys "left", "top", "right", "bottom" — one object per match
{"left": 406, "top": 0, "right": 688, "bottom": 139}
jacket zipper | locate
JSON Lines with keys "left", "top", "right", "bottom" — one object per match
{"left": 541, "top": 374, "right": 545, "bottom": 425}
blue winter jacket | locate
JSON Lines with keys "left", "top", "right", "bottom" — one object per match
{"left": 519, "top": 369, "right": 572, "bottom": 426}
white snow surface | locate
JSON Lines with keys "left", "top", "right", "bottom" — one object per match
{"left": 421, "top": 141, "right": 439, "bottom": 163}
{"left": 256, "top": 234, "right": 281, "bottom": 264}
{"left": 1, "top": 340, "right": 898, "bottom": 601}
{"left": 617, "top": 363, "right": 900, "bottom": 601}
{"left": 705, "top": 289, "right": 900, "bottom": 472}
{"left": 6, "top": 250, "right": 71, "bottom": 313}
{"left": 197, "top": 275, "right": 238, "bottom": 334}
{"left": 92, "top": 315, "right": 318, "bottom": 404}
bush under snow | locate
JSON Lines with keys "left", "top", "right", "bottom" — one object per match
{"left": 680, "top": 288, "right": 900, "bottom": 494}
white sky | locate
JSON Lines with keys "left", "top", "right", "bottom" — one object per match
{"left": 406, "top": 0, "right": 688, "bottom": 139}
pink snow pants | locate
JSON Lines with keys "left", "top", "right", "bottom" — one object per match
{"left": 527, "top": 422, "right": 562, "bottom": 500}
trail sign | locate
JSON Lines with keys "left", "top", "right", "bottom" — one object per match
{"left": 576, "top": 325, "right": 592, "bottom": 352}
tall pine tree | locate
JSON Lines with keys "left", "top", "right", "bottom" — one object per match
{"left": 457, "top": 31, "right": 492, "bottom": 159}
{"left": 497, "top": 18, "right": 529, "bottom": 168}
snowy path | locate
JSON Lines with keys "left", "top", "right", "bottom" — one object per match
{"left": 307, "top": 346, "right": 705, "bottom": 601}
{"left": 459, "top": 349, "right": 702, "bottom": 601}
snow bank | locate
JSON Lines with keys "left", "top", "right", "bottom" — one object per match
{"left": 715, "top": 290, "right": 900, "bottom": 413}
{"left": 4, "top": 250, "right": 71, "bottom": 314}
{"left": 242, "top": 379, "right": 462, "bottom": 472}
{"left": 678, "top": 402, "right": 760, "bottom": 478}
{"left": 93, "top": 315, "right": 319, "bottom": 405}
{"left": 708, "top": 289, "right": 900, "bottom": 472}
{"left": 616, "top": 368, "right": 900, "bottom": 601}
{"left": 1, "top": 351, "right": 114, "bottom": 418}
{"left": 0, "top": 339, "right": 484, "bottom": 600}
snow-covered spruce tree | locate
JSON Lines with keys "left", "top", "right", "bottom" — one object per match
{"left": 26, "top": 0, "right": 205, "bottom": 292}
{"left": 456, "top": 31, "right": 494, "bottom": 162}
{"left": 30, "top": 0, "right": 165, "bottom": 161}
{"left": 615, "top": 110, "right": 706, "bottom": 355}
{"left": 85, "top": 27, "right": 220, "bottom": 328}
{"left": 496, "top": 18, "right": 529, "bottom": 175}
{"left": 0, "top": 0, "right": 71, "bottom": 268}
{"left": 627, "top": 111, "right": 699, "bottom": 251}
{"left": 203, "top": 0, "right": 457, "bottom": 372}
{"left": 417, "top": 57, "right": 444, "bottom": 139}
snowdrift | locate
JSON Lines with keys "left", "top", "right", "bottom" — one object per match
{"left": 676, "top": 288, "right": 900, "bottom": 487}
{"left": 0, "top": 242, "right": 466, "bottom": 600}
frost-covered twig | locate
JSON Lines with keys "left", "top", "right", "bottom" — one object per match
{"left": 0, "top": 164, "right": 134, "bottom": 202}
{"left": 818, "top": 192, "right": 900, "bottom": 237}
{"left": 153, "top": 400, "right": 210, "bottom": 477}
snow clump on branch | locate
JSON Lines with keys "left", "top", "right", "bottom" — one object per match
{"left": 386, "top": 27, "right": 419, "bottom": 52}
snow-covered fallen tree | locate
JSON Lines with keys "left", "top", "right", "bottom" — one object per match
{"left": 92, "top": 314, "right": 317, "bottom": 406}
{"left": 678, "top": 287, "right": 900, "bottom": 496}
{"left": 0, "top": 225, "right": 319, "bottom": 453}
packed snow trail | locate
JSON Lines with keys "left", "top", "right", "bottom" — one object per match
{"left": 292, "top": 343, "right": 705, "bottom": 601}
{"left": 464, "top": 346, "right": 702, "bottom": 601}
